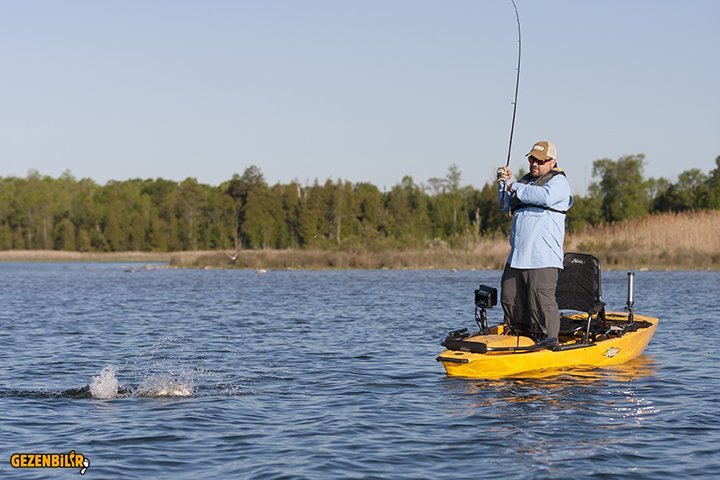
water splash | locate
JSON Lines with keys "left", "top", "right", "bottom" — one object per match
{"left": 134, "top": 373, "right": 194, "bottom": 398}
{"left": 89, "top": 365, "right": 119, "bottom": 399}
{"left": 87, "top": 365, "right": 194, "bottom": 399}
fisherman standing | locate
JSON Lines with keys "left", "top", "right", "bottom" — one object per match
{"left": 497, "top": 140, "right": 573, "bottom": 343}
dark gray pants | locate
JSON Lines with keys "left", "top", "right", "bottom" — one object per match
{"left": 501, "top": 264, "right": 560, "bottom": 340}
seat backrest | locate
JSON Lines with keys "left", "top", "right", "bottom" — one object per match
{"left": 556, "top": 252, "right": 603, "bottom": 314}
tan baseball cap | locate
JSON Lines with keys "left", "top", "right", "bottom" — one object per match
{"left": 525, "top": 140, "right": 557, "bottom": 161}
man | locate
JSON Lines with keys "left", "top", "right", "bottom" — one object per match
{"left": 497, "top": 140, "right": 573, "bottom": 343}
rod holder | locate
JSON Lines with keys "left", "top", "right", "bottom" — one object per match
{"left": 626, "top": 272, "right": 635, "bottom": 322}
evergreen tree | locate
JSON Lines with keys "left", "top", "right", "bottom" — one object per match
{"left": 53, "top": 218, "right": 77, "bottom": 251}
{"left": 402, "top": 176, "right": 432, "bottom": 241}
{"left": 226, "top": 166, "right": 266, "bottom": 248}
{"left": 242, "top": 183, "right": 286, "bottom": 249}
{"left": 386, "top": 183, "right": 412, "bottom": 240}
{"left": 176, "top": 178, "right": 206, "bottom": 250}
{"left": 281, "top": 181, "right": 303, "bottom": 248}
{"left": 298, "top": 180, "right": 330, "bottom": 247}
{"left": 355, "top": 182, "right": 385, "bottom": 244}
{"left": 203, "top": 188, "right": 237, "bottom": 250}
{"left": 326, "top": 180, "right": 359, "bottom": 246}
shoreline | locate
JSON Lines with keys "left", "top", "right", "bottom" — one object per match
{"left": 3, "top": 212, "right": 719, "bottom": 271}
{"left": 0, "top": 250, "right": 194, "bottom": 263}
{"left": 0, "top": 248, "right": 717, "bottom": 271}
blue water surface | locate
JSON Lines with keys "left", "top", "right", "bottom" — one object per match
{"left": 1, "top": 263, "right": 718, "bottom": 479}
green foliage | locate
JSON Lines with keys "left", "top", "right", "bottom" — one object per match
{"left": 590, "top": 155, "right": 650, "bottom": 223}
{"left": 653, "top": 169, "right": 709, "bottom": 212}
{"left": 225, "top": 165, "right": 267, "bottom": 248}
{"left": 354, "top": 182, "right": 385, "bottom": 242}
{"left": 566, "top": 195, "right": 602, "bottom": 232}
{"left": 478, "top": 183, "right": 511, "bottom": 235}
{"left": 53, "top": 218, "right": 76, "bottom": 251}
{"left": 242, "top": 183, "right": 286, "bottom": 249}
{"left": 1, "top": 154, "right": 719, "bottom": 253}
{"left": 708, "top": 156, "right": 720, "bottom": 209}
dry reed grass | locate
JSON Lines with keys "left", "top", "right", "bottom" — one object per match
{"left": 178, "top": 211, "right": 720, "bottom": 270}
{"left": 187, "top": 241, "right": 510, "bottom": 271}
{"left": 3, "top": 211, "right": 718, "bottom": 270}
{"left": 566, "top": 210, "right": 720, "bottom": 269}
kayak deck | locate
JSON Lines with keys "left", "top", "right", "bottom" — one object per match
{"left": 437, "top": 312, "right": 658, "bottom": 379}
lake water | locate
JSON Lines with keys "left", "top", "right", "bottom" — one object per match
{"left": 1, "top": 263, "right": 719, "bottom": 479}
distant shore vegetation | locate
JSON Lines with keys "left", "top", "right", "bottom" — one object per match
{"left": 1, "top": 153, "right": 719, "bottom": 270}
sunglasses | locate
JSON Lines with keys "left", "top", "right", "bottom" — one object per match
{"left": 528, "top": 156, "right": 552, "bottom": 165}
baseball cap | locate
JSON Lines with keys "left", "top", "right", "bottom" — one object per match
{"left": 525, "top": 140, "right": 557, "bottom": 161}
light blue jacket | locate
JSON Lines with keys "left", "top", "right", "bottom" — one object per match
{"left": 498, "top": 173, "right": 573, "bottom": 269}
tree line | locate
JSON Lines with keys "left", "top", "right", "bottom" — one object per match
{"left": 1, "top": 154, "right": 719, "bottom": 252}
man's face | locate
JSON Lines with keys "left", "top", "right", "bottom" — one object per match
{"left": 528, "top": 156, "right": 555, "bottom": 178}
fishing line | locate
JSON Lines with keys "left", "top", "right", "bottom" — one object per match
{"left": 499, "top": 0, "right": 522, "bottom": 205}
{"left": 506, "top": 0, "right": 521, "bottom": 168}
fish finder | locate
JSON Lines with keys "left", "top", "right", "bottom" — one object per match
{"left": 473, "top": 285, "right": 497, "bottom": 334}
{"left": 474, "top": 285, "right": 497, "bottom": 309}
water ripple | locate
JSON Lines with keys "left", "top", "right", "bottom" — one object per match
{"left": 0, "top": 264, "right": 718, "bottom": 478}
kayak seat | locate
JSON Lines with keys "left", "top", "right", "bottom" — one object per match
{"left": 556, "top": 252, "right": 607, "bottom": 342}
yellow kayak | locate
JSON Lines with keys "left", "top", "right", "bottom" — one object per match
{"left": 437, "top": 312, "right": 658, "bottom": 379}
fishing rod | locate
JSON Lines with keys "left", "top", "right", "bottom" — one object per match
{"left": 506, "top": 0, "right": 521, "bottom": 168}
{"left": 499, "top": 0, "right": 522, "bottom": 206}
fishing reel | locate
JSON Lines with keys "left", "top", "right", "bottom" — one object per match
{"left": 497, "top": 167, "right": 510, "bottom": 183}
{"left": 474, "top": 285, "right": 497, "bottom": 334}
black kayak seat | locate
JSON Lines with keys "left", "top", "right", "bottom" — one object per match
{"left": 556, "top": 252, "right": 606, "bottom": 342}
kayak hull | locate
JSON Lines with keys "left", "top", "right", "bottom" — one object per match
{"left": 437, "top": 312, "right": 658, "bottom": 379}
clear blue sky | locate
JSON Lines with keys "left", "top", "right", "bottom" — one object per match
{"left": 1, "top": 0, "right": 718, "bottom": 194}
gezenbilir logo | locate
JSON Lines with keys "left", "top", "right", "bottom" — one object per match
{"left": 10, "top": 450, "right": 90, "bottom": 475}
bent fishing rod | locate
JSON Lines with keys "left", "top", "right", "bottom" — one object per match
{"left": 499, "top": 0, "right": 522, "bottom": 207}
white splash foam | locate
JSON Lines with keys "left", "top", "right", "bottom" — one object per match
{"left": 134, "top": 374, "right": 194, "bottom": 398}
{"left": 89, "top": 365, "right": 119, "bottom": 399}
